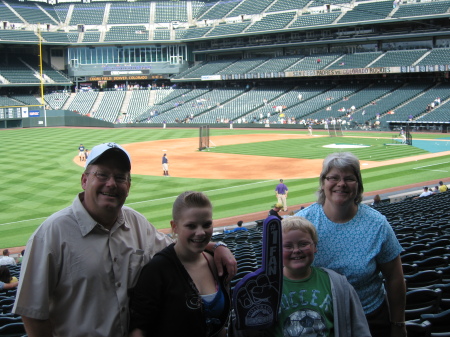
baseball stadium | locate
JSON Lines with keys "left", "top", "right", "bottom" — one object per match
{"left": 1, "top": 0, "right": 450, "bottom": 334}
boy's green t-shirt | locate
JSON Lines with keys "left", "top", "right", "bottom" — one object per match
{"left": 266, "top": 267, "right": 334, "bottom": 337}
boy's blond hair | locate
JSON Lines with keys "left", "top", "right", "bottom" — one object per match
{"left": 281, "top": 216, "right": 318, "bottom": 245}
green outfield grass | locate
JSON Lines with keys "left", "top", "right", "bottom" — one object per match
{"left": 1, "top": 127, "right": 449, "bottom": 249}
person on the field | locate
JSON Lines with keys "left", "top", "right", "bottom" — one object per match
{"left": 13, "top": 142, "right": 236, "bottom": 337}
{"left": 275, "top": 179, "right": 288, "bottom": 212}
{"left": 78, "top": 144, "right": 85, "bottom": 162}
{"left": 129, "top": 191, "right": 231, "bottom": 337}
{"left": 162, "top": 153, "right": 169, "bottom": 176}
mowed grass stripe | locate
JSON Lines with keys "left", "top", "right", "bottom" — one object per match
{"left": 208, "top": 138, "right": 429, "bottom": 160}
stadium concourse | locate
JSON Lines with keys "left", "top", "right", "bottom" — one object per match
{"left": 4, "top": 177, "right": 448, "bottom": 257}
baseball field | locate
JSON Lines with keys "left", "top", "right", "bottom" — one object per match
{"left": 1, "top": 126, "right": 450, "bottom": 249}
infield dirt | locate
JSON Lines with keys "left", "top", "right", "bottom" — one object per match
{"left": 74, "top": 133, "right": 450, "bottom": 180}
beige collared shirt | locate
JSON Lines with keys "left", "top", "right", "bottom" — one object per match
{"left": 13, "top": 192, "right": 172, "bottom": 337}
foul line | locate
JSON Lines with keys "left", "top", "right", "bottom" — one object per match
{"left": 126, "top": 179, "right": 276, "bottom": 205}
{"left": 413, "top": 161, "right": 450, "bottom": 172}
{"left": 0, "top": 179, "right": 277, "bottom": 227}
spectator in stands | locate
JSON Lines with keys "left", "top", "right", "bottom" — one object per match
{"left": 232, "top": 220, "right": 248, "bottom": 232}
{"left": 0, "top": 249, "right": 16, "bottom": 266}
{"left": 18, "top": 250, "right": 25, "bottom": 264}
{"left": 129, "top": 191, "right": 231, "bottom": 337}
{"left": 372, "top": 194, "right": 382, "bottom": 206}
{"left": 419, "top": 186, "right": 433, "bottom": 197}
{"left": 433, "top": 186, "right": 439, "bottom": 194}
{"left": 269, "top": 203, "right": 283, "bottom": 220}
{"left": 439, "top": 181, "right": 448, "bottom": 192}
{"left": 264, "top": 216, "right": 370, "bottom": 336}
{"left": 0, "top": 266, "right": 18, "bottom": 291}
{"left": 295, "top": 152, "right": 406, "bottom": 337}
{"left": 13, "top": 142, "right": 236, "bottom": 337}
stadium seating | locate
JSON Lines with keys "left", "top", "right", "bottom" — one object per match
{"left": 226, "top": 0, "right": 273, "bottom": 17}
{"left": 268, "top": 0, "right": 310, "bottom": 13}
{"left": 0, "top": 30, "right": 38, "bottom": 43}
{"left": 175, "top": 26, "right": 212, "bottom": 40}
{"left": 107, "top": 2, "right": 151, "bottom": 24}
{"left": 245, "top": 12, "right": 296, "bottom": 33}
{"left": 381, "top": 82, "right": 450, "bottom": 122}
{"left": 68, "top": 3, "right": 106, "bottom": 26}
{"left": 67, "top": 91, "right": 98, "bottom": 115}
{"left": 338, "top": 1, "right": 393, "bottom": 23}
{"left": 327, "top": 52, "right": 383, "bottom": 69}
{"left": 92, "top": 91, "right": 126, "bottom": 123}
{"left": 370, "top": 50, "right": 428, "bottom": 68}
{"left": 405, "top": 288, "right": 442, "bottom": 321}
{"left": 121, "top": 89, "right": 151, "bottom": 123}
{"left": 7, "top": 2, "right": 58, "bottom": 25}
{"left": 67, "top": 31, "right": 79, "bottom": 43}
{"left": 290, "top": 12, "right": 340, "bottom": 28}
{"left": 205, "top": 22, "right": 250, "bottom": 37}
{"left": 217, "top": 57, "right": 269, "bottom": 75}
{"left": 416, "top": 48, "right": 450, "bottom": 66}
{"left": 172, "top": 59, "right": 239, "bottom": 79}
{"left": 285, "top": 54, "right": 342, "bottom": 71}
{"left": 45, "top": 92, "right": 70, "bottom": 110}
{"left": 419, "top": 309, "right": 450, "bottom": 336}
{"left": 309, "top": 82, "right": 398, "bottom": 123}
{"left": 153, "top": 29, "right": 171, "bottom": 41}
{"left": 104, "top": 26, "right": 149, "bottom": 42}
{"left": 40, "top": 32, "right": 71, "bottom": 43}
{"left": 0, "top": 3, "right": 22, "bottom": 23}
{"left": 10, "top": 95, "right": 40, "bottom": 106}
{"left": 274, "top": 84, "right": 362, "bottom": 122}
{"left": 197, "top": 0, "right": 240, "bottom": 20}
{"left": 154, "top": 0, "right": 188, "bottom": 23}
{"left": 249, "top": 55, "right": 303, "bottom": 74}
{"left": 189, "top": 87, "right": 282, "bottom": 124}
{"left": 352, "top": 82, "right": 431, "bottom": 124}
{"left": 393, "top": 1, "right": 450, "bottom": 18}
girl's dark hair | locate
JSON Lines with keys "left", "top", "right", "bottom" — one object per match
{"left": 0, "top": 266, "right": 11, "bottom": 283}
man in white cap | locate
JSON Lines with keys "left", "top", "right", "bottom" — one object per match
{"left": 13, "top": 142, "right": 236, "bottom": 337}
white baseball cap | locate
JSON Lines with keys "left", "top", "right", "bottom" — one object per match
{"left": 85, "top": 142, "right": 131, "bottom": 170}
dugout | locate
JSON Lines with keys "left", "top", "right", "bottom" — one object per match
{"left": 388, "top": 121, "right": 450, "bottom": 133}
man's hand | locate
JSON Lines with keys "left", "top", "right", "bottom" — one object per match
{"left": 213, "top": 245, "right": 237, "bottom": 283}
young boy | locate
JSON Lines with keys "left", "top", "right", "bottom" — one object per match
{"left": 267, "top": 216, "right": 371, "bottom": 337}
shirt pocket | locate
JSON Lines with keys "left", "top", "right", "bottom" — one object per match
{"left": 128, "top": 249, "right": 144, "bottom": 288}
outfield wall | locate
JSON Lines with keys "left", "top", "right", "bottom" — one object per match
{"left": 7, "top": 110, "right": 450, "bottom": 133}
{"left": 22, "top": 110, "right": 114, "bottom": 128}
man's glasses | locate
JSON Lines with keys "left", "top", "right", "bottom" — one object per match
{"left": 324, "top": 176, "right": 357, "bottom": 184}
{"left": 282, "top": 242, "right": 314, "bottom": 252}
{"left": 86, "top": 171, "right": 130, "bottom": 184}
